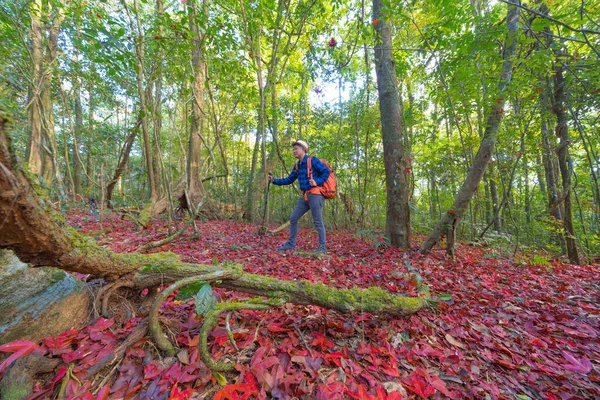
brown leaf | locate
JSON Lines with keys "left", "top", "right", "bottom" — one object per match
{"left": 445, "top": 334, "right": 466, "bottom": 349}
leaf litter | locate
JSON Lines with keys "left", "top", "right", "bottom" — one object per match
{"left": 1, "top": 211, "right": 598, "bottom": 399}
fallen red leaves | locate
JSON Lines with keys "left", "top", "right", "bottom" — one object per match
{"left": 2, "top": 211, "right": 598, "bottom": 399}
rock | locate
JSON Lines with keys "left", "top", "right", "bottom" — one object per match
{"left": 0, "top": 250, "right": 91, "bottom": 344}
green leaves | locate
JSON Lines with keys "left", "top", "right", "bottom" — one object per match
{"left": 195, "top": 282, "right": 217, "bottom": 317}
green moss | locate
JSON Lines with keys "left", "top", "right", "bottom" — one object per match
{"left": 0, "top": 383, "right": 30, "bottom": 400}
{"left": 137, "top": 252, "right": 183, "bottom": 273}
{"left": 297, "top": 281, "right": 429, "bottom": 315}
{"left": 138, "top": 204, "right": 153, "bottom": 226}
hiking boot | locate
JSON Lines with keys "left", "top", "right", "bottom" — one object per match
{"left": 315, "top": 246, "right": 327, "bottom": 255}
{"left": 277, "top": 242, "right": 296, "bottom": 251}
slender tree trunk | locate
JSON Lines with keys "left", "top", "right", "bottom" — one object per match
{"left": 484, "top": 177, "right": 492, "bottom": 224}
{"left": 106, "top": 120, "right": 141, "bottom": 208}
{"left": 373, "top": 0, "right": 411, "bottom": 248}
{"left": 420, "top": 2, "right": 520, "bottom": 255}
{"left": 541, "top": 96, "right": 562, "bottom": 223}
{"left": 86, "top": 66, "right": 95, "bottom": 194}
{"left": 571, "top": 109, "right": 600, "bottom": 217}
{"left": 125, "top": 0, "right": 158, "bottom": 204}
{"left": 489, "top": 167, "right": 501, "bottom": 232}
{"left": 61, "top": 108, "right": 75, "bottom": 197}
{"left": 187, "top": 0, "right": 207, "bottom": 208}
{"left": 550, "top": 56, "right": 580, "bottom": 264}
{"left": 73, "top": 73, "right": 84, "bottom": 195}
{"left": 41, "top": 4, "right": 66, "bottom": 196}
{"left": 245, "top": 131, "right": 260, "bottom": 221}
{"left": 26, "top": 0, "right": 44, "bottom": 178}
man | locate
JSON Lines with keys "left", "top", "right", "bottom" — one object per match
{"left": 269, "top": 140, "right": 330, "bottom": 254}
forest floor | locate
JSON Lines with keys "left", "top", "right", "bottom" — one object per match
{"left": 8, "top": 210, "right": 600, "bottom": 399}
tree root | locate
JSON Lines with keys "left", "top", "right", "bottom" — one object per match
{"left": 256, "top": 225, "right": 269, "bottom": 235}
{"left": 140, "top": 263, "right": 430, "bottom": 373}
{"left": 119, "top": 210, "right": 147, "bottom": 230}
{"left": 148, "top": 271, "right": 235, "bottom": 356}
{"left": 137, "top": 199, "right": 204, "bottom": 253}
{"left": 198, "top": 299, "right": 281, "bottom": 372}
{"left": 270, "top": 221, "right": 290, "bottom": 234}
{"left": 101, "top": 281, "right": 135, "bottom": 317}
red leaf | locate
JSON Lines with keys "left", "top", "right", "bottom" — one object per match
{"left": 0, "top": 340, "right": 39, "bottom": 353}
{"left": 0, "top": 342, "right": 40, "bottom": 374}
{"left": 95, "top": 385, "right": 110, "bottom": 400}
{"left": 169, "top": 384, "right": 195, "bottom": 400}
{"left": 404, "top": 372, "right": 435, "bottom": 398}
{"left": 561, "top": 351, "right": 593, "bottom": 374}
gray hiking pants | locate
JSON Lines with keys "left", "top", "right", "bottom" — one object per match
{"left": 289, "top": 194, "right": 326, "bottom": 247}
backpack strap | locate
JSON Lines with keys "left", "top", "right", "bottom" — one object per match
{"left": 307, "top": 156, "right": 313, "bottom": 179}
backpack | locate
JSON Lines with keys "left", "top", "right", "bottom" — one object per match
{"left": 295, "top": 156, "right": 337, "bottom": 199}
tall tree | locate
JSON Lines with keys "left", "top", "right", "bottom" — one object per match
{"left": 373, "top": 0, "right": 411, "bottom": 248}
{"left": 550, "top": 51, "right": 579, "bottom": 264}
{"left": 420, "top": 1, "right": 520, "bottom": 256}
{"left": 187, "top": 0, "right": 208, "bottom": 208}
{"left": 26, "top": 0, "right": 65, "bottom": 195}
{"left": 123, "top": 0, "right": 159, "bottom": 203}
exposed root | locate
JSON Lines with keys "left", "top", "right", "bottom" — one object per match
{"left": 101, "top": 281, "right": 135, "bottom": 317}
{"left": 148, "top": 271, "right": 235, "bottom": 357}
{"left": 199, "top": 299, "right": 281, "bottom": 372}
{"left": 136, "top": 199, "right": 204, "bottom": 253}
{"left": 256, "top": 225, "right": 269, "bottom": 236}
{"left": 270, "top": 221, "right": 290, "bottom": 234}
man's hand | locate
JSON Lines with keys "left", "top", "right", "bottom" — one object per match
{"left": 268, "top": 174, "right": 274, "bottom": 183}
{"left": 309, "top": 178, "right": 317, "bottom": 187}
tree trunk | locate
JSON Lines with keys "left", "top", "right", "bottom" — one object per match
{"left": 187, "top": 0, "right": 207, "bottom": 209}
{"left": 106, "top": 119, "right": 141, "bottom": 208}
{"left": 73, "top": 73, "right": 84, "bottom": 195}
{"left": 26, "top": 0, "right": 44, "bottom": 178}
{"left": 373, "top": 0, "right": 411, "bottom": 248}
{"left": 41, "top": 4, "right": 66, "bottom": 196}
{"left": 488, "top": 167, "right": 501, "bottom": 232}
{"left": 126, "top": 0, "right": 158, "bottom": 204}
{"left": 541, "top": 99, "right": 562, "bottom": 219}
{"left": 550, "top": 56, "right": 580, "bottom": 264}
{"left": 420, "top": 2, "right": 520, "bottom": 255}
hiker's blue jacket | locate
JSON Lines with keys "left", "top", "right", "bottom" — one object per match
{"left": 273, "top": 155, "right": 330, "bottom": 191}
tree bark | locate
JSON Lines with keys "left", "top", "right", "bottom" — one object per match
{"left": 125, "top": 0, "right": 158, "bottom": 204}
{"left": 373, "top": 0, "right": 411, "bottom": 249}
{"left": 540, "top": 80, "right": 565, "bottom": 248}
{"left": 420, "top": 2, "right": 520, "bottom": 255}
{"left": 550, "top": 55, "right": 580, "bottom": 264}
{"left": 489, "top": 167, "right": 501, "bottom": 232}
{"left": 187, "top": 0, "right": 207, "bottom": 209}
{"left": 106, "top": 119, "right": 141, "bottom": 208}
{"left": 73, "top": 72, "right": 84, "bottom": 195}
{"left": 26, "top": 0, "right": 44, "bottom": 178}
{"left": 41, "top": 3, "right": 66, "bottom": 196}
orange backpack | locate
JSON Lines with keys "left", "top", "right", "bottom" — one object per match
{"left": 296, "top": 156, "right": 337, "bottom": 199}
